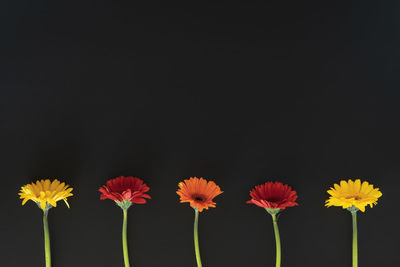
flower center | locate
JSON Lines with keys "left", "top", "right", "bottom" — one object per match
{"left": 266, "top": 197, "right": 282, "bottom": 203}
{"left": 192, "top": 194, "right": 206, "bottom": 202}
{"left": 346, "top": 195, "right": 361, "bottom": 200}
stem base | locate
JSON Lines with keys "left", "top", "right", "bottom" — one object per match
{"left": 194, "top": 208, "right": 202, "bottom": 267}
{"left": 43, "top": 210, "right": 51, "bottom": 267}
{"left": 271, "top": 214, "right": 281, "bottom": 267}
{"left": 122, "top": 209, "right": 130, "bottom": 267}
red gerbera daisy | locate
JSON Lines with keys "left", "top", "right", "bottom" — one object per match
{"left": 247, "top": 181, "right": 298, "bottom": 210}
{"left": 99, "top": 176, "right": 151, "bottom": 208}
{"left": 99, "top": 176, "right": 151, "bottom": 266}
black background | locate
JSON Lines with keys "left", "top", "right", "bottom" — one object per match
{"left": 1, "top": 1, "right": 399, "bottom": 266}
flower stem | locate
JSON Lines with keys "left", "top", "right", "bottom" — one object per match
{"left": 351, "top": 211, "right": 358, "bottom": 267}
{"left": 271, "top": 214, "right": 281, "bottom": 267}
{"left": 43, "top": 209, "right": 51, "bottom": 267}
{"left": 193, "top": 208, "right": 202, "bottom": 267}
{"left": 122, "top": 209, "right": 130, "bottom": 267}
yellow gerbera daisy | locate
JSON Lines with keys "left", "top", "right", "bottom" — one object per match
{"left": 325, "top": 179, "right": 382, "bottom": 212}
{"left": 19, "top": 179, "right": 73, "bottom": 211}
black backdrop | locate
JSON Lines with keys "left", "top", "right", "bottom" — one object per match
{"left": 1, "top": 1, "right": 399, "bottom": 267}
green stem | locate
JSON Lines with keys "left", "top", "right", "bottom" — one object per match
{"left": 122, "top": 209, "right": 130, "bottom": 267}
{"left": 43, "top": 210, "right": 51, "bottom": 267}
{"left": 193, "top": 208, "right": 202, "bottom": 267}
{"left": 352, "top": 211, "right": 358, "bottom": 267}
{"left": 271, "top": 214, "right": 281, "bottom": 267}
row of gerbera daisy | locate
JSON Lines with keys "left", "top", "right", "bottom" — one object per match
{"left": 19, "top": 176, "right": 382, "bottom": 267}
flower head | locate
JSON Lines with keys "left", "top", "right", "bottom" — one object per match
{"left": 325, "top": 179, "right": 382, "bottom": 212}
{"left": 177, "top": 177, "right": 223, "bottom": 212}
{"left": 19, "top": 179, "right": 73, "bottom": 211}
{"left": 99, "top": 176, "right": 151, "bottom": 209}
{"left": 247, "top": 181, "right": 298, "bottom": 212}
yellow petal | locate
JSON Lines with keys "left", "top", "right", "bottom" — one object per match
{"left": 40, "top": 201, "right": 47, "bottom": 210}
{"left": 48, "top": 198, "right": 57, "bottom": 207}
{"left": 50, "top": 180, "right": 60, "bottom": 191}
{"left": 22, "top": 198, "right": 30, "bottom": 205}
{"left": 56, "top": 182, "right": 66, "bottom": 192}
{"left": 63, "top": 199, "right": 70, "bottom": 208}
{"left": 354, "top": 179, "right": 361, "bottom": 192}
{"left": 340, "top": 180, "right": 348, "bottom": 191}
{"left": 357, "top": 204, "right": 366, "bottom": 212}
{"left": 43, "top": 179, "right": 51, "bottom": 190}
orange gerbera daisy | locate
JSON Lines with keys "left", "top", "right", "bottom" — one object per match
{"left": 177, "top": 177, "right": 223, "bottom": 212}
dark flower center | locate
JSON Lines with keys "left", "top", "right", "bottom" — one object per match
{"left": 346, "top": 195, "right": 361, "bottom": 200}
{"left": 192, "top": 194, "right": 206, "bottom": 202}
{"left": 266, "top": 197, "right": 283, "bottom": 203}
